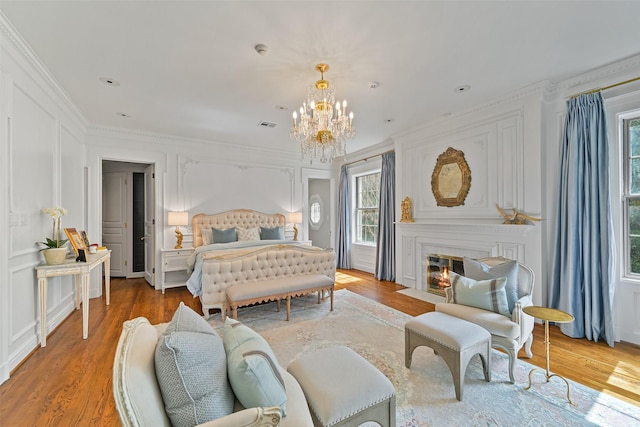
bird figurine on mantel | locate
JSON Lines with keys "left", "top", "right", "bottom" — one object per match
{"left": 496, "top": 204, "right": 542, "bottom": 225}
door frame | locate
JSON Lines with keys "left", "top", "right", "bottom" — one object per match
{"left": 88, "top": 149, "right": 165, "bottom": 294}
{"left": 301, "top": 168, "right": 335, "bottom": 248}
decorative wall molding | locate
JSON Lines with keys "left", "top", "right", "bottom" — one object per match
{"left": 0, "top": 13, "right": 87, "bottom": 130}
{"left": 87, "top": 124, "right": 301, "bottom": 162}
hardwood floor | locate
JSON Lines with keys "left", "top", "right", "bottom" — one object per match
{"left": 0, "top": 269, "right": 638, "bottom": 426}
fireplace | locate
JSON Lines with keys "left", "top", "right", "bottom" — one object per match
{"left": 426, "top": 254, "right": 464, "bottom": 296}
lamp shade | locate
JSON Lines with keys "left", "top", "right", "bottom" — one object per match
{"left": 288, "top": 211, "right": 303, "bottom": 224}
{"left": 168, "top": 211, "right": 189, "bottom": 226}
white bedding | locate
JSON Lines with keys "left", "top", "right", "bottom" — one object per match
{"left": 186, "top": 240, "right": 297, "bottom": 296}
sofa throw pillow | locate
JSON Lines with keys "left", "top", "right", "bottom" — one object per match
{"left": 463, "top": 257, "right": 519, "bottom": 314}
{"left": 202, "top": 228, "right": 213, "bottom": 246}
{"left": 213, "top": 227, "right": 237, "bottom": 243}
{"left": 155, "top": 303, "right": 234, "bottom": 426}
{"left": 449, "top": 272, "right": 510, "bottom": 317}
{"left": 260, "top": 226, "right": 284, "bottom": 240}
{"left": 223, "top": 317, "right": 287, "bottom": 415}
{"left": 237, "top": 227, "right": 260, "bottom": 241}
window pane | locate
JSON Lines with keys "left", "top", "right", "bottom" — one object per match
{"left": 310, "top": 202, "right": 320, "bottom": 224}
{"left": 355, "top": 172, "right": 380, "bottom": 243}
{"left": 629, "top": 191, "right": 640, "bottom": 273}
{"left": 629, "top": 118, "right": 640, "bottom": 156}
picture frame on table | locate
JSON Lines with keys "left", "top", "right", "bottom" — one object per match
{"left": 64, "top": 228, "right": 87, "bottom": 257}
{"left": 80, "top": 230, "right": 90, "bottom": 247}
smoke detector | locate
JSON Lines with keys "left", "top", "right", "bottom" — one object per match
{"left": 254, "top": 44, "right": 270, "bottom": 56}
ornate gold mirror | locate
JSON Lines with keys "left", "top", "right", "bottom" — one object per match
{"left": 431, "top": 147, "right": 471, "bottom": 207}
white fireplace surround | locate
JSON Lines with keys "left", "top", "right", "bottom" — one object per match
{"left": 396, "top": 220, "right": 542, "bottom": 306}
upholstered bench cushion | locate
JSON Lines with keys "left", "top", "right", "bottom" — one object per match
{"left": 405, "top": 311, "right": 491, "bottom": 351}
{"left": 287, "top": 346, "right": 395, "bottom": 427}
{"left": 435, "top": 302, "right": 520, "bottom": 340}
{"left": 226, "top": 274, "right": 333, "bottom": 302}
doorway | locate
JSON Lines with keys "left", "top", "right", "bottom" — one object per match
{"left": 102, "top": 160, "right": 155, "bottom": 283}
{"left": 309, "top": 179, "right": 331, "bottom": 248}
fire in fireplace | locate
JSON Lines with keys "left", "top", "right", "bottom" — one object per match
{"left": 427, "top": 254, "right": 464, "bottom": 296}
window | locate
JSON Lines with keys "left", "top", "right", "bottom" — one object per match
{"left": 309, "top": 194, "right": 323, "bottom": 230}
{"left": 624, "top": 116, "right": 640, "bottom": 274}
{"left": 355, "top": 172, "right": 380, "bottom": 243}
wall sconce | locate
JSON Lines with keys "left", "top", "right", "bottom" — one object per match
{"left": 168, "top": 211, "right": 189, "bottom": 249}
{"left": 288, "top": 211, "right": 303, "bottom": 241}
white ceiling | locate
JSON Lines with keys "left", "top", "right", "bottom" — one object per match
{"left": 2, "top": 1, "right": 640, "bottom": 156}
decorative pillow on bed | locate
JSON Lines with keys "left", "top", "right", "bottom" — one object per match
{"left": 223, "top": 317, "right": 287, "bottom": 415}
{"left": 237, "top": 227, "right": 260, "bottom": 241}
{"left": 202, "top": 228, "right": 214, "bottom": 246}
{"left": 463, "top": 257, "right": 519, "bottom": 314}
{"left": 260, "top": 226, "right": 284, "bottom": 240}
{"left": 213, "top": 227, "right": 237, "bottom": 243}
{"left": 449, "top": 271, "right": 510, "bottom": 317}
{"left": 155, "top": 302, "right": 234, "bottom": 426}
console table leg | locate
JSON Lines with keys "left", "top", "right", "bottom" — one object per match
{"left": 39, "top": 278, "right": 47, "bottom": 347}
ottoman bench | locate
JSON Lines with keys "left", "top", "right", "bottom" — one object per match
{"left": 287, "top": 346, "right": 396, "bottom": 427}
{"left": 405, "top": 311, "right": 491, "bottom": 401}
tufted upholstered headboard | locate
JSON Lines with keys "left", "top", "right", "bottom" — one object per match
{"left": 191, "top": 209, "right": 286, "bottom": 248}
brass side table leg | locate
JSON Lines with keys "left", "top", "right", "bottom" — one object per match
{"left": 524, "top": 320, "right": 575, "bottom": 405}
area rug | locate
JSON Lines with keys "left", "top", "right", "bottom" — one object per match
{"left": 209, "top": 290, "right": 640, "bottom": 426}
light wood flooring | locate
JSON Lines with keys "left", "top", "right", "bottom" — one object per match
{"left": 0, "top": 269, "right": 638, "bottom": 426}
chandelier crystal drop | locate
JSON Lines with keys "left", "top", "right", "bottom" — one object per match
{"left": 290, "top": 63, "right": 355, "bottom": 163}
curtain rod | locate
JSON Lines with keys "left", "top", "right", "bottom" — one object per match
{"left": 570, "top": 75, "right": 640, "bottom": 99}
{"left": 343, "top": 150, "right": 394, "bottom": 167}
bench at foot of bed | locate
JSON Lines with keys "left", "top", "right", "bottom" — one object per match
{"left": 226, "top": 274, "right": 334, "bottom": 321}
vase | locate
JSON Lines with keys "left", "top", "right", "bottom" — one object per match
{"left": 43, "top": 247, "right": 68, "bottom": 265}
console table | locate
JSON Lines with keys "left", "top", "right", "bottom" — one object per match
{"left": 35, "top": 250, "right": 111, "bottom": 347}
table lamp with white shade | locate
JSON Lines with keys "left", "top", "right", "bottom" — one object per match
{"left": 168, "top": 211, "right": 189, "bottom": 249}
{"left": 288, "top": 211, "right": 303, "bottom": 241}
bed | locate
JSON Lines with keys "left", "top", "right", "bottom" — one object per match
{"left": 185, "top": 209, "right": 335, "bottom": 317}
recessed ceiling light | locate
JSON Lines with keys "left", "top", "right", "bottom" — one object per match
{"left": 369, "top": 81, "right": 381, "bottom": 89}
{"left": 454, "top": 85, "right": 471, "bottom": 93}
{"left": 274, "top": 105, "right": 288, "bottom": 111}
{"left": 116, "top": 112, "right": 131, "bottom": 118}
{"left": 99, "top": 77, "right": 120, "bottom": 86}
{"left": 384, "top": 118, "right": 394, "bottom": 123}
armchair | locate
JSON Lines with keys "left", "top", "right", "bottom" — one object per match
{"left": 112, "top": 317, "right": 291, "bottom": 427}
{"left": 435, "top": 256, "right": 535, "bottom": 383}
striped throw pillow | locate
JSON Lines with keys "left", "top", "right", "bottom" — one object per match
{"left": 449, "top": 271, "right": 510, "bottom": 317}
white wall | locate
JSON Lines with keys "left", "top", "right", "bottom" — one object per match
{"left": 1, "top": 15, "right": 87, "bottom": 383}
{"left": 394, "top": 85, "right": 544, "bottom": 303}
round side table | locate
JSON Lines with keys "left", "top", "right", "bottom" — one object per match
{"left": 522, "top": 305, "right": 575, "bottom": 405}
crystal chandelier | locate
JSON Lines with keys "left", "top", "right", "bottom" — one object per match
{"left": 291, "top": 63, "right": 355, "bottom": 163}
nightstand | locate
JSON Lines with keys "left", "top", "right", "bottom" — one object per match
{"left": 160, "top": 248, "right": 194, "bottom": 294}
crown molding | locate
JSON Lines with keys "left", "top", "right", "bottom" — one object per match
{"left": 393, "top": 81, "right": 546, "bottom": 142}
{"left": 547, "top": 53, "right": 640, "bottom": 98}
{"left": 0, "top": 12, "right": 88, "bottom": 130}
{"left": 87, "top": 124, "right": 301, "bottom": 163}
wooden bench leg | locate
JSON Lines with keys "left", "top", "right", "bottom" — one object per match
{"left": 232, "top": 305, "right": 238, "bottom": 320}
{"left": 330, "top": 288, "right": 334, "bottom": 311}
{"left": 286, "top": 296, "right": 291, "bottom": 321}
{"left": 276, "top": 299, "right": 281, "bottom": 312}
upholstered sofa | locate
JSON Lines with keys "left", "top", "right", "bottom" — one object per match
{"left": 112, "top": 315, "right": 314, "bottom": 427}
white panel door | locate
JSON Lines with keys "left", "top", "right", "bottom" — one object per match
{"left": 144, "top": 164, "right": 155, "bottom": 286}
{"left": 102, "top": 172, "right": 127, "bottom": 277}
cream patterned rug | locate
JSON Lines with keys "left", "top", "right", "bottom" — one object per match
{"left": 209, "top": 290, "right": 639, "bottom": 426}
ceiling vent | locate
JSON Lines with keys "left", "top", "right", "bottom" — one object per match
{"left": 257, "top": 121, "right": 277, "bottom": 128}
